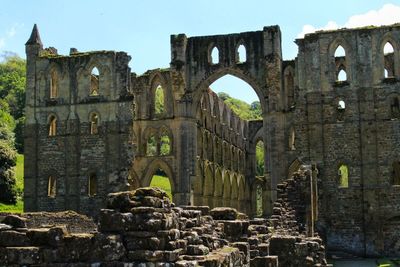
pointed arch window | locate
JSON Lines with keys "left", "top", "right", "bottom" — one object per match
{"left": 47, "top": 175, "right": 56, "bottom": 197}
{"left": 90, "top": 67, "right": 100, "bottom": 96}
{"left": 154, "top": 85, "right": 165, "bottom": 116}
{"left": 146, "top": 134, "right": 157, "bottom": 156}
{"left": 334, "top": 45, "right": 348, "bottom": 82}
{"left": 337, "top": 68, "right": 347, "bottom": 82}
{"left": 50, "top": 71, "right": 58, "bottom": 99}
{"left": 160, "top": 130, "right": 171, "bottom": 156}
{"left": 88, "top": 173, "right": 97, "bottom": 196}
{"left": 237, "top": 44, "right": 247, "bottom": 63}
{"left": 383, "top": 42, "right": 395, "bottom": 78}
{"left": 255, "top": 140, "right": 265, "bottom": 176}
{"left": 338, "top": 164, "right": 349, "bottom": 188}
{"left": 337, "top": 99, "right": 346, "bottom": 121}
{"left": 90, "top": 113, "right": 99, "bottom": 134}
{"left": 211, "top": 46, "right": 219, "bottom": 64}
{"left": 49, "top": 115, "right": 57, "bottom": 136}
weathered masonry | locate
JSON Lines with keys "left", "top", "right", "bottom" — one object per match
{"left": 24, "top": 23, "right": 400, "bottom": 257}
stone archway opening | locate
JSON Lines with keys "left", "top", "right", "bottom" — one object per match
{"left": 149, "top": 168, "right": 172, "bottom": 200}
{"left": 210, "top": 74, "right": 260, "bottom": 109}
{"left": 194, "top": 71, "right": 265, "bottom": 214}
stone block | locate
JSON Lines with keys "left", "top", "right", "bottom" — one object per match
{"left": 6, "top": 246, "right": 42, "bottom": 265}
{"left": 258, "top": 243, "right": 269, "bottom": 256}
{"left": 2, "top": 214, "right": 27, "bottom": 229}
{"left": 90, "top": 233, "right": 125, "bottom": 261}
{"left": 57, "top": 233, "right": 93, "bottom": 262}
{"left": 175, "top": 260, "right": 198, "bottom": 267}
{"left": 133, "top": 187, "right": 169, "bottom": 199}
{"left": 187, "top": 244, "right": 210, "bottom": 255}
{"left": 0, "top": 230, "right": 30, "bottom": 246}
{"left": 232, "top": 242, "right": 250, "bottom": 264}
{"left": 0, "top": 223, "right": 12, "bottom": 231}
{"left": 269, "top": 235, "right": 296, "bottom": 256}
{"left": 127, "top": 249, "right": 164, "bottom": 261}
{"left": 210, "top": 207, "right": 238, "bottom": 220}
{"left": 124, "top": 235, "right": 160, "bottom": 250}
{"left": 106, "top": 191, "right": 137, "bottom": 212}
{"left": 250, "top": 255, "right": 279, "bottom": 267}
{"left": 98, "top": 209, "right": 133, "bottom": 232}
{"left": 26, "top": 226, "right": 68, "bottom": 247}
{"left": 221, "top": 220, "right": 249, "bottom": 239}
{"left": 180, "top": 206, "right": 210, "bottom": 216}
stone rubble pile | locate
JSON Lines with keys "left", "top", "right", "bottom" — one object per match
{"left": 266, "top": 168, "right": 329, "bottom": 267}
{"left": 0, "top": 170, "right": 331, "bottom": 266}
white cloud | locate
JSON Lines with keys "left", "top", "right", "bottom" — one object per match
{"left": 0, "top": 23, "right": 23, "bottom": 52}
{"left": 7, "top": 26, "right": 16, "bottom": 38}
{"left": 298, "top": 4, "right": 400, "bottom": 38}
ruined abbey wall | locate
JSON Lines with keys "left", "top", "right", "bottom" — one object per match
{"left": 24, "top": 23, "right": 400, "bottom": 257}
{"left": 294, "top": 25, "right": 400, "bottom": 256}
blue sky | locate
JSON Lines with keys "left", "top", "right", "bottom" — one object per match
{"left": 0, "top": 0, "right": 399, "bottom": 103}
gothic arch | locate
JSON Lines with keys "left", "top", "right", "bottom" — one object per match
{"left": 142, "top": 126, "right": 158, "bottom": 155}
{"left": 238, "top": 175, "right": 246, "bottom": 201}
{"left": 142, "top": 159, "right": 175, "bottom": 194}
{"left": 214, "top": 167, "right": 223, "bottom": 197}
{"left": 223, "top": 170, "right": 232, "bottom": 200}
{"left": 235, "top": 39, "right": 247, "bottom": 63}
{"left": 192, "top": 67, "right": 266, "bottom": 115}
{"left": 283, "top": 65, "right": 295, "bottom": 110}
{"left": 203, "top": 163, "right": 214, "bottom": 196}
{"left": 328, "top": 37, "right": 352, "bottom": 83}
{"left": 231, "top": 173, "right": 239, "bottom": 200}
{"left": 194, "top": 158, "right": 204, "bottom": 195}
{"left": 208, "top": 43, "right": 221, "bottom": 64}
{"left": 379, "top": 33, "right": 399, "bottom": 79}
{"left": 148, "top": 72, "right": 174, "bottom": 118}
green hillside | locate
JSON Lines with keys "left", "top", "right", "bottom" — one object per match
{"left": 217, "top": 92, "right": 262, "bottom": 120}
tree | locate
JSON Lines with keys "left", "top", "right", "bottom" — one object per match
{"left": 217, "top": 92, "right": 262, "bottom": 120}
{"left": 217, "top": 92, "right": 230, "bottom": 101}
{"left": 0, "top": 54, "right": 26, "bottom": 153}
{"left": 155, "top": 86, "right": 165, "bottom": 115}
{"left": 255, "top": 141, "right": 265, "bottom": 176}
{"left": 0, "top": 139, "right": 17, "bottom": 204}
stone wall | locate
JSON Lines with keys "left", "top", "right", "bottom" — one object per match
{"left": 295, "top": 24, "right": 400, "bottom": 256}
{"left": 0, "top": 182, "right": 329, "bottom": 266}
{"left": 24, "top": 23, "right": 400, "bottom": 258}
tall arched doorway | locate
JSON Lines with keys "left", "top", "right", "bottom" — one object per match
{"left": 144, "top": 160, "right": 175, "bottom": 201}
{"left": 149, "top": 168, "right": 172, "bottom": 200}
{"left": 194, "top": 71, "right": 265, "bottom": 214}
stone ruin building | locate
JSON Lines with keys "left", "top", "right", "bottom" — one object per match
{"left": 23, "top": 22, "right": 400, "bottom": 259}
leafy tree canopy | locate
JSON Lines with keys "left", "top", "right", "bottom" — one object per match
{"left": 217, "top": 92, "right": 262, "bottom": 120}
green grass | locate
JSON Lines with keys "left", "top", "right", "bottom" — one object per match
{"left": 0, "top": 156, "right": 173, "bottom": 212}
{"left": 15, "top": 154, "right": 24, "bottom": 192}
{"left": 0, "top": 199, "right": 23, "bottom": 213}
{"left": 0, "top": 154, "right": 24, "bottom": 213}
{"left": 150, "top": 175, "right": 172, "bottom": 200}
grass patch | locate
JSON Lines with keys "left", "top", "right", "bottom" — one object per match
{"left": 0, "top": 199, "right": 23, "bottom": 213}
{"left": 0, "top": 154, "right": 24, "bottom": 213}
{"left": 150, "top": 175, "right": 172, "bottom": 200}
{"left": 15, "top": 154, "right": 24, "bottom": 193}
